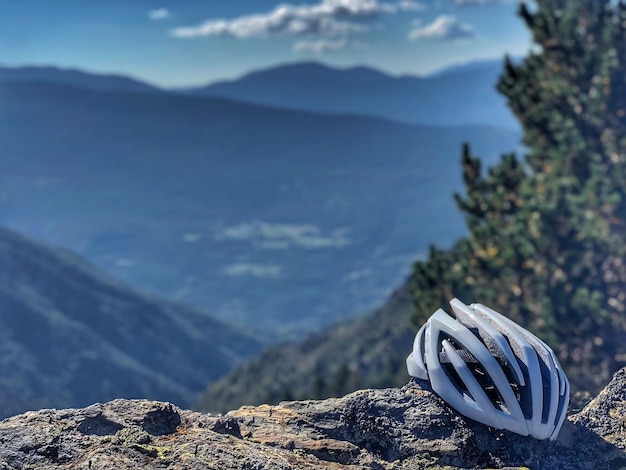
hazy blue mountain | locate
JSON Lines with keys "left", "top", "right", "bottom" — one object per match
{"left": 182, "top": 59, "right": 518, "bottom": 130}
{"left": 0, "top": 78, "right": 520, "bottom": 342}
{"left": 0, "top": 65, "right": 162, "bottom": 94}
{"left": 427, "top": 57, "right": 517, "bottom": 79}
{"left": 0, "top": 227, "right": 259, "bottom": 419}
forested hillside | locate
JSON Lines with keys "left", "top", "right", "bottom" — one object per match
{"left": 196, "top": 285, "right": 413, "bottom": 413}
{"left": 0, "top": 228, "right": 259, "bottom": 419}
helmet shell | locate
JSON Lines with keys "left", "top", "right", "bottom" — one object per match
{"left": 406, "top": 298, "right": 570, "bottom": 440}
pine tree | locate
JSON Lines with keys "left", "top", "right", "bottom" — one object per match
{"left": 411, "top": 0, "right": 626, "bottom": 392}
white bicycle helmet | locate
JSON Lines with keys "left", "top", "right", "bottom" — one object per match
{"left": 406, "top": 298, "right": 569, "bottom": 440}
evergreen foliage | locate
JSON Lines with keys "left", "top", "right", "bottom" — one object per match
{"left": 411, "top": 0, "right": 626, "bottom": 393}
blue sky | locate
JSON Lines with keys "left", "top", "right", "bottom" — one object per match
{"left": 1, "top": 0, "right": 531, "bottom": 87}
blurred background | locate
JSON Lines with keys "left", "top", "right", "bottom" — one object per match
{"left": 0, "top": 0, "right": 623, "bottom": 418}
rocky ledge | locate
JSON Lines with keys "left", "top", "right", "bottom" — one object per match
{"left": 1, "top": 369, "right": 626, "bottom": 470}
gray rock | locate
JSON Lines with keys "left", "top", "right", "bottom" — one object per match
{"left": 1, "top": 369, "right": 626, "bottom": 470}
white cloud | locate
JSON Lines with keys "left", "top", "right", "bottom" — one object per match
{"left": 395, "top": 0, "right": 428, "bottom": 11}
{"left": 181, "top": 233, "right": 202, "bottom": 243}
{"left": 149, "top": 8, "right": 170, "bottom": 21}
{"left": 452, "top": 0, "right": 503, "bottom": 6}
{"left": 294, "top": 38, "right": 350, "bottom": 53}
{"left": 342, "top": 267, "right": 372, "bottom": 282}
{"left": 215, "top": 221, "right": 350, "bottom": 250}
{"left": 171, "top": 0, "right": 425, "bottom": 39}
{"left": 408, "top": 15, "right": 474, "bottom": 40}
{"left": 223, "top": 263, "right": 283, "bottom": 279}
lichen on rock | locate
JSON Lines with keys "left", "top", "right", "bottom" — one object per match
{"left": 1, "top": 368, "right": 626, "bottom": 469}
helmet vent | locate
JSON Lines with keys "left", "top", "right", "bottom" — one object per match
{"left": 438, "top": 334, "right": 475, "bottom": 399}
{"left": 438, "top": 333, "right": 510, "bottom": 413}
{"left": 508, "top": 361, "right": 532, "bottom": 419}
{"left": 441, "top": 360, "right": 474, "bottom": 401}
{"left": 539, "top": 359, "right": 552, "bottom": 424}
{"left": 469, "top": 362, "right": 509, "bottom": 414}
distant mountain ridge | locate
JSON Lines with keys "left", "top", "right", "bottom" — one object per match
{"left": 0, "top": 226, "right": 260, "bottom": 419}
{"left": 426, "top": 57, "right": 520, "bottom": 78}
{"left": 0, "top": 65, "right": 162, "bottom": 94}
{"left": 229, "top": 61, "right": 393, "bottom": 84}
{"left": 1, "top": 59, "right": 518, "bottom": 129}
{"left": 181, "top": 59, "right": 518, "bottom": 130}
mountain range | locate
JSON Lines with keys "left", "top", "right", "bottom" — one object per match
{"left": 0, "top": 64, "right": 161, "bottom": 94}
{"left": 181, "top": 59, "right": 518, "bottom": 130}
{"left": 0, "top": 62, "right": 521, "bottom": 342}
{"left": 0, "top": 227, "right": 259, "bottom": 419}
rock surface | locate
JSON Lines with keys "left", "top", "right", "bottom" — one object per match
{"left": 1, "top": 369, "right": 626, "bottom": 470}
